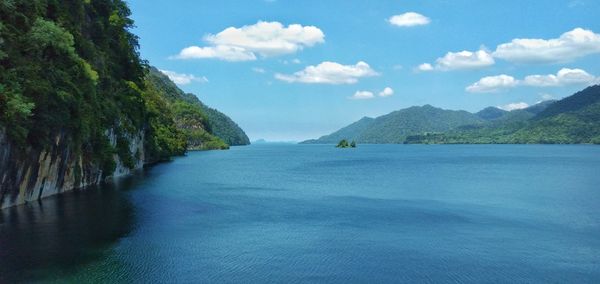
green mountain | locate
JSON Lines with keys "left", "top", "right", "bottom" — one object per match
{"left": 302, "top": 105, "right": 484, "bottom": 144}
{"left": 0, "top": 0, "right": 248, "bottom": 208}
{"left": 146, "top": 68, "right": 250, "bottom": 147}
{"left": 302, "top": 116, "right": 374, "bottom": 144}
{"left": 303, "top": 96, "right": 576, "bottom": 145}
{"left": 406, "top": 86, "right": 600, "bottom": 144}
{"left": 476, "top": 107, "right": 508, "bottom": 120}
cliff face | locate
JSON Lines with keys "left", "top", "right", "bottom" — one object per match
{"left": 0, "top": 1, "right": 249, "bottom": 209}
{"left": 0, "top": 127, "right": 144, "bottom": 209}
{"left": 0, "top": 1, "right": 151, "bottom": 209}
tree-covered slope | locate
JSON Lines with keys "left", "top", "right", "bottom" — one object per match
{"left": 147, "top": 68, "right": 250, "bottom": 146}
{"left": 303, "top": 105, "right": 483, "bottom": 144}
{"left": 356, "top": 105, "right": 483, "bottom": 143}
{"left": 476, "top": 107, "right": 508, "bottom": 120}
{"left": 301, "top": 117, "right": 374, "bottom": 144}
{"left": 145, "top": 68, "right": 229, "bottom": 150}
{"left": 0, "top": 0, "right": 248, "bottom": 208}
{"left": 0, "top": 0, "right": 152, "bottom": 172}
{"left": 406, "top": 86, "right": 600, "bottom": 144}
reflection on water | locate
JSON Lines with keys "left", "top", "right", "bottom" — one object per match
{"left": 0, "top": 174, "right": 142, "bottom": 282}
{"left": 1, "top": 145, "right": 600, "bottom": 282}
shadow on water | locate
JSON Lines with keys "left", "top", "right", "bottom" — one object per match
{"left": 0, "top": 172, "right": 145, "bottom": 282}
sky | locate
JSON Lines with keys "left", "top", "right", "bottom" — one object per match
{"left": 127, "top": 0, "right": 600, "bottom": 141}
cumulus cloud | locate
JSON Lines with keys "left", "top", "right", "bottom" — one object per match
{"left": 174, "top": 45, "right": 257, "bottom": 61}
{"left": 493, "top": 28, "right": 600, "bottom": 64}
{"left": 252, "top": 67, "right": 266, "bottom": 73}
{"left": 466, "top": 75, "right": 518, "bottom": 93}
{"left": 282, "top": 58, "right": 302, "bottom": 65}
{"left": 350, "top": 91, "right": 375, "bottom": 100}
{"left": 466, "top": 68, "right": 598, "bottom": 93}
{"left": 523, "top": 68, "right": 596, "bottom": 87}
{"left": 274, "top": 61, "right": 379, "bottom": 84}
{"left": 388, "top": 12, "right": 430, "bottom": 27}
{"left": 498, "top": 102, "right": 530, "bottom": 111}
{"left": 159, "top": 70, "right": 208, "bottom": 85}
{"left": 173, "top": 21, "right": 325, "bottom": 61}
{"left": 421, "top": 49, "right": 495, "bottom": 71}
{"left": 416, "top": 63, "right": 434, "bottom": 72}
{"left": 379, "top": 87, "right": 394, "bottom": 97}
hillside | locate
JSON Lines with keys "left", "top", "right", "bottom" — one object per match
{"left": 302, "top": 117, "right": 374, "bottom": 144}
{"left": 406, "top": 86, "right": 600, "bottom": 144}
{"left": 303, "top": 105, "right": 483, "bottom": 144}
{"left": 0, "top": 0, "right": 247, "bottom": 208}
{"left": 476, "top": 107, "right": 508, "bottom": 120}
{"left": 146, "top": 68, "right": 249, "bottom": 148}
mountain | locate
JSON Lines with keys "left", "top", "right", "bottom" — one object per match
{"left": 475, "top": 101, "right": 557, "bottom": 123}
{"left": 525, "top": 100, "right": 557, "bottom": 115}
{"left": 302, "top": 105, "right": 483, "bottom": 144}
{"left": 302, "top": 116, "right": 374, "bottom": 144}
{"left": 406, "top": 86, "right": 600, "bottom": 144}
{"left": 303, "top": 97, "right": 569, "bottom": 145}
{"left": 0, "top": 0, "right": 247, "bottom": 208}
{"left": 146, "top": 68, "right": 250, "bottom": 147}
{"left": 476, "top": 107, "right": 508, "bottom": 120}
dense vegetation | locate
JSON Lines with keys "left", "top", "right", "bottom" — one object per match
{"left": 145, "top": 68, "right": 231, "bottom": 151}
{"left": 0, "top": 0, "right": 151, "bottom": 175}
{"left": 406, "top": 86, "right": 600, "bottom": 144}
{"left": 146, "top": 68, "right": 250, "bottom": 147}
{"left": 336, "top": 139, "right": 356, "bottom": 148}
{"left": 305, "top": 86, "right": 600, "bottom": 145}
{"left": 0, "top": 0, "right": 247, "bottom": 178}
{"left": 303, "top": 105, "right": 484, "bottom": 144}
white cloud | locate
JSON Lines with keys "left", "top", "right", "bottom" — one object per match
{"left": 173, "top": 21, "right": 325, "bottom": 61}
{"left": 523, "top": 68, "right": 596, "bottom": 87}
{"left": 282, "top": 58, "right": 302, "bottom": 65}
{"left": 173, "top": 45, "right": 257, "bottom": 61}
{"left": 378, "top": 87, "right": 394, "bottom": 97}
{"left": 275, "top": 61, "right": 379, "bottom": 84}
{"left": 493, "top": 28, "right": 600, "bottom": 64}
{"left": 425, "top": 49, "right": 495, "bottom": 71}
{"left": 159, "top": 69, "right": 208, "bottom": 85}
{"left": 252, "top": 67, "right": 266, "bottom": 73}
{"left": 350, "top": 91, "right": 375, "bottom": 100}
{"left": 388, "top": 12, "right": 430, "bottom": 27}
{"left": 467, "top": 68, "right": 598, "bottom": 93}
{"left": 416, "top": 63, "right": 434, "bottom": 72}
{"left": 466, "top": 75, "right": 518, "bottom": 93}
{"left": 498, "top": 102, "right": 529, "bottom": 111}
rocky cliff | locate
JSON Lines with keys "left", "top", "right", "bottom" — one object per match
{"left": 0, "top": 0, "right": 249, "bottom": 209}
{"left": 0, "top": 127, "right": 144, "bottom": 209}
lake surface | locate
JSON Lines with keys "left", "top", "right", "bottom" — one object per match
{"left": 1, "top": 144, "right": 600, "bottom": 283}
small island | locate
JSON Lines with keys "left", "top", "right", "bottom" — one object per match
{"left": 336, "top": 139, "right": 357, "bottom": 148}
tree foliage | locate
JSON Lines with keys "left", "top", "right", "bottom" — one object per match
{"left": 0, "top": 0, "right": 174, "bottom": 175}
{"left": 405, "top": 86, "right": 600, "bottom": 144}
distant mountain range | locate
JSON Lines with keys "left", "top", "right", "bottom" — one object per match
{"left": 302, "top": 85, "right": 600, "bottom": 144}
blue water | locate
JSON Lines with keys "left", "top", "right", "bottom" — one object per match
{"left": 2, "top": 144, "right": 600, "bottom": 283}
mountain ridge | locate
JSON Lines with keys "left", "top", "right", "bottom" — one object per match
{"left": 301, "top": 89, "right": 598, "bottom": 145}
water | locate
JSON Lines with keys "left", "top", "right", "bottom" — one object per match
{"left": 1, "top": 144, "right": 600, "bottom": 283}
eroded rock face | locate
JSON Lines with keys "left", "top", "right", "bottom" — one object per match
{"left": 0, "top": 128, "right": 144, "bottom": 209}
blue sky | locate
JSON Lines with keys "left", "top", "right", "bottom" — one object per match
{"left": 128, "top": 0, "right": 600, "bottom": 141}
